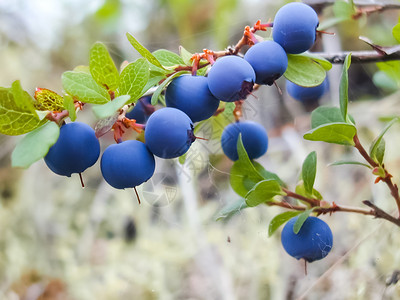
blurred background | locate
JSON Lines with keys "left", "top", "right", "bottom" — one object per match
{"left": 0, "top": 0, "right": 400, "bottom": 299}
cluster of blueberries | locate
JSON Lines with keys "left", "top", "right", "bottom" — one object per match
{"left": 43, "top": 2, "right": 333, "bottom": 263}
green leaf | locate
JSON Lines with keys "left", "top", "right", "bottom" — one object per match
{"left": 285, "top": 54, "right": 326, "bottom": 87}
{"left": 151, "top": 71, "right": 189, "bottom": 105}
{"left": 0, "top": 84, "right": 46, "bottom": 136}
{"left": 293, "top": 210, "right": 313, "bottom": 234}
{"left": 216, "top": 198, "right": 248, "bottom": 221}
{"left": 92, "top": 95, "right": 131, "bottom": 119}
{"left": 34, "top": 88, "right": 65, "bottom": 112}
{"left": 179, "top": 45, "right": 193, "bottom": 65}
{"left": 329, "top": 160, "right": 372, "bottom": 169}
{"left": 295, "top": 182, "right": 323, "bottom": 200}
{"left": 311, "top": 107, "right": 345, "bottom": 129}
{"left": 245, "top": 179, "right": 284, "bottom": 207}
{"left": 317, "top": 17, "right": 349, "bottom": 31}
{"left": 339, "top": 53, "right": 352, "bottom": 121}
{"left": 377, "top": 61, "right": 400, "bottom": 84}
{"left": 300, "top": 52, "right": 332, "bottom": 71}
{"left": 223, "top": 102, "right": 235, "bottom": 116}
{"left": 393, "top": 23, "right": 400, "bottom": 43}
{"left": 89, "top": 42, "right": 120, "bottom": 91}
{"left": 302, "top": 151, "right": 317, "bottom": 195}
{"left": 230, "top": 135, "right": 265, "bottom": 197}
{"left": 11, "top": 122, "right": 59, "bottom": 168}
{"left": 369, "top": 117, "right": 399, "bottom": 165}
{"left": 126, "top": 33, "right": 165, "bottom": 70}
{"left": 373, "top": 71, "right": 399, "bottom": 92}
{"left": 63, "top": 94, "right": 76, "bottom": 121}
{"left": 62, "top": 71, "right": 110, "bottom": 104}
{"left": 304, "top": 123, "right": 357, "bottom": 146}
{"left": 11, "top": 81, "right": 36, "bottom": 114}
{"left": 141, "top": 73, "right": 166, "bottom": 96}
{"left": 152, "top": 49, "right": 185, "bottom": 67}
{"left": 333, "top": 0, "right": 355, "bottom": 19}
{"left": 119, "top": 58, "right": 150, "bottom": 103}
{"left": 268, "top": 211, "right": 303, "bottom": 237}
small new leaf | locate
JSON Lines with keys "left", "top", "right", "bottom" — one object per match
{"left": 126, "top": 33, "right": 165, "bottom": 70}
{"left": 293, "top": 209, "right": 313, "bottom": 234}
{"left": 339, "top": 53, "right": 352, "bottom": 121}
{"left": 92, "top": 95, "right": 131, "bottom": 119}
{"left": 245, "top": 179, "right": 284, "bottom": 207}
{"left": 303, "top": 122, "right": 357, "bottom": 146}
{"left": 302, "top": 151, "right": 317, "bottom": 195}
{"left": 119, "top": 58, "right": 150, "bottom": 103}
{"left": 285, "top": 54, "right": 326, "bottom": 87}
{"left": 179, "top": 46, "right": 193, "bottom": 65}
{"left": 89, "top": 42, "right": 120, "bottom": 91}
{"left": 11, "top": 122, "right": 59, "bottom": 168}
{"left": 63, "top": 94, "right": 76, "bottom": 122}
{"left": 62, "top": 71, "right": 110, "bottom": 104}
{"left": 268, "top": 211, "right": 303, "bottom": 237}
{"left": 369, "top": 117, "right": 399, "bottom": 165}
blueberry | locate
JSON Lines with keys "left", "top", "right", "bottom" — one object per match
{"left": 44, "top": 122, "right": 100, "bottom": 177}
{"left": 281, "top": 216, "right": 333, "bottom": 262}
{"left": 221, "top": 121, "right": 268, "bottom": 161}
{"left": 286, "top": 79, "right": 328, "bottom": 102}
{"left": 244, "top": 40, "right": 288, "bottom": 85}
{"left": 125, "top": 96, "right": 153, "bottom": 124}
{"left": 273, "top": 3, "right": 319, "bottom": 54}
{"left": 144, "top": 107, "right": 195, "bottom": 159}
{"left": 207, "top": 56, "right": 256, "bottom": 102}
{"left": 100, "top": 140, "right": 155, "bottom": 189}
{"left": 166, "top": 75, "right": 220, "bottom": 122}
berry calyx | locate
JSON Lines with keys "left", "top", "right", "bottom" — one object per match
{"left": 207, "top": 56, "right": 256, "bottom": 102}
{"left": 281, "top": 216, "right": 333, "bottom": 262}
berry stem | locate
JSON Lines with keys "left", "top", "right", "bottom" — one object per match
{"left": 353, "top": 134, "right": 400, "bottom": 217}
{"left": 133, "top": 186, "right": 141, "bottom": 205}
{"left": 79, "top": 173, "right": 85, "bottom": 188}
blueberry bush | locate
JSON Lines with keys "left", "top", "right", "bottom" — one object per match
{"left": 1, "top": 0, "right": 400, "bottom": 298}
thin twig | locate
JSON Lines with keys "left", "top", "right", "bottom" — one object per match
{"left": 311, "top": 47, "right": 400, "bottom": 64}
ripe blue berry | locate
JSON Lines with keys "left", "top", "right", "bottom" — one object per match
{"left": 281, "top": 216, "right": 333, "bottom": 262}
{"left": 44, "top": 122, "right": 100, "bottom": 177}
{"left": 207, "top": 56, "right": 256, "bottom": 102}
{"left": 145, "top": 107, "right": 195, "bottom": 159}
{"left": 101, "top": 140, "right": 155, "bottom": 189}
{"left": 244, "top": 40, "right": 288, "bottom": 85}
{"left": 286, "top": 79, "right": 328, "bottom": 102}
{"left": 125, "top": 96, "right": 153, "bottom": 124}
{"left": 273, "top": 3, "right": 319, "bottom": 54}
{"left": 166, "top": 75, "right": 220, "bottom": 122}
{"left": 221, "top": 121, "right": 268, "bottom": 161}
